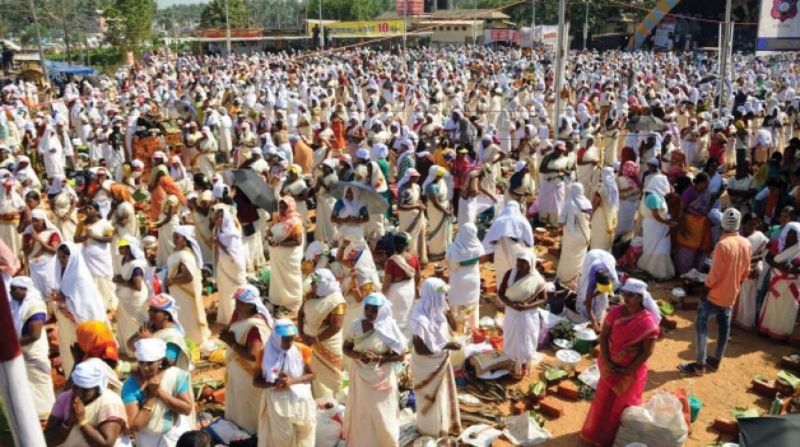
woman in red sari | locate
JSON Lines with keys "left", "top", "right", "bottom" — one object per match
{"left": 581, "top": 279, "right": 660, "bottom": 447}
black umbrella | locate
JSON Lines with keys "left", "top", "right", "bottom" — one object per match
{"left": 331, "top": 181, "right": 389, "bottom": 214}
{"left": 626, "top": 115, "right": 665, "bottom": 132}
{"left": 739, "top": 414, "right": 800, "bottom": 446}
{"left": 231, "top": 169, "right": 277, "bottom": 212}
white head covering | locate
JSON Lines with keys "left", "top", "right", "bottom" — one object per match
{"left": 422, "top": 165, "right": 453, "bottom": 200}
{"left": 778, "top": 222, "right": 800, "bottom": 252}
{"left": 601, "top": 167, "right": 620, "bottom": 209}
{"left": 216, "top": 208, "right": 246, "bottom": 270}
{"left": 559, "top": 183, "right": 592, "bottom": 231}
{"left": 646, "top": 173, "right": 671, "bottom": 197}
{"left": 371, "top": 143, "right": 389, "bottom": 161}
{"left": 173, "top": 225, "right": 203, "bottom": 267}
{"left": 362, "top": 293, "right": 407, "bottom": 354}
{"left": 577, "top": 250, "right": 619, "bottom": 312}
{"left": 25, "top": 208, "right": 58, "bottom": 235}
{"left": 313, "top": 268, "right": 340, "bottom": 298}
{"left": 509, "top": 246, "right": 537, "bottom": 284}
{"left": 134, "top": 338, "right": 167, "bottom": 362}
{"left": 261, "top": 319, "right": 306, "bottom": 384}
{"left": 234, "top": 285, "right": 274, "bottom": 328}
{"left": 340, "top": 185, "right": 365, "bottom": 218}
{"left": 71, "top": 359, "right": 109, "bottom": 393}
{"left": 9, "top": 276, "right": 44, "bottom": 337}
{"left": 304, "top": 241, "right": 328, "bottom": 262}
{"left": 53, "top": 243, "right": 107, "bottom": 323}
{"left": 408, "top": 278, "right": 450, "bottom": 353}
{"left": 447, "top": 222, "right": 485, "bottom": 263}
{"left": 482, "top": 201, "right": 534, "bottom": 252}
{"left": 721, "top": 208, "right": 742, "bottom": 233}
{"left": 620, "top": 278, "right": 662, "bottom": 323}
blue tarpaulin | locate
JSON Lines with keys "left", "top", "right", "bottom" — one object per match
{"left": 44, "top": 60, "right": 97, "bottom": 77}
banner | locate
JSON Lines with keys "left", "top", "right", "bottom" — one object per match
{"left": 310, "top": 20, "right": 405, "bottom": 38}
{"left": 484, "top": 29, "right": 521, "bottom": 46}
{"left": 756, "top": 0, "right": 800, "bottom": 53}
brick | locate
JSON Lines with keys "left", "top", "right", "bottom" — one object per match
{"left": 538, "top": 396, "right": 564, "bottom": 418}
{"left": 751, "top": 379, "right": 778, "bottom": 398}
{"left": 712, "top": 417, "right": 739, "bottom": 435}
{"left": 556, "top": 382, "right": 580, "bottom": 400}
{"left": 511, "top": 400, "right": 528, "bottom": 415}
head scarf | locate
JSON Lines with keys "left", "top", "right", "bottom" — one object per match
{"left": 25, "top": 208, "right": 58, "bottom": 236}
{"left": 216, "top": 207, "right": 246, "bottom": 269}
{"left": 621, "top": 278, "right": 662, "bottom": 323}
{"left": 47, "top": 174, "right": 67, "bottom": 196}
{"left": 313, "top": 268, "right": 340, "bottom": 298}
{"left": 620, "top": 160, "right": 640, "bottom": 190}
{"left": 361, "top": 293, "right": 407, "bottom": 355}
{"left": 149, "top": 293, "right": 183, "bottom": 331}
{"left": 577, "top": 250, "right": 619, "bottom": 312}
{"left": 509, "top": 247, "right": 537, "bottom": 284}
{"left": 173, "top": 225, "right": 203, "bottom": 267}
{"left": 778, "top": 221, "right": 800, "bottom": 252}
{"left": 482, "top": 201, "right": 534, "bottom": 252}
{"left": 134, "top": 338, "right": 167, "bottom": 362}
{"left": 371, "top": 143, "right": 389, "bottom": 161}
{"left": 76, "top": 320, "right": 120, "bottom": 362}
{"left": 261, "top": 319, "right": 306, "bottom": 383}
{"left": 646, "top": 173, "right": 671, "bottom": 197}
{"left": 9, "top": 276, "right": 44, "bottom": 337}
{"left": 304, "top": 241, "right": 329, "bottom": 262}
{"left": 397, "top": 168, "right": 419, "bottom": 192}
{"left": 278, "top": 196, "right": 302, "bottom": 235}
{"left": 422, "top": 165, "right": 453, "bottom": 199}
{"left": 54, "top": 243, "right": 107, "bottom": 323}
{"left": 71, "top": 359, "right": 109, "bottom": 393}
{"left": 408, "top": 278, "right": 450, "bottom": 353}
{"left": 447, "top": 222, "right": 485, "bottom": 263}
{"left": 340, "top": 186, "right": 365, "bottom": 218}
{"left": 233, "top": 285, "right": 274, "bottom": 328}
{"left": 559, "top": 183, "right": 592, "bottom": 232}
{"left": 601, "top": 167, "right": 620, "bottom": 209}
{"left": 721, "top": 208, "right": 742, "bottom": 233}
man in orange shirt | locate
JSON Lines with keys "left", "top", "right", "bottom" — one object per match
{"left": 680, "top": 208, "right": 751, "bottom": 375}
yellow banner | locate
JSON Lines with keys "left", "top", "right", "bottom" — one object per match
{"left": 309, "top": 20, "right": 405, "bottom": 38}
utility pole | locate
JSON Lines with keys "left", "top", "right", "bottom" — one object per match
{"left": 28, "top": 0, "right": 48, "bottom": 79}
{"left": 718, "top": 0, "right": 732, "bottom": 109}
{"left": 472, "top": 0, "right": 477, "bottom": 45}
{"left": 319, "top": 0, "right": 324, "bottom": 50}
{"left": 583, "top": 1, "right": 589, "bottom": 51}
{"left": 60, "top": 0, "right": 73, "bottom": 65}
{"left": 553, "top": 0, "right": 566, "bottom": 126}
{"left": 531, "top": 0, "right": 536, "bottom": 44}
{"left": 224, "top": 0, "right": 232, "bottom": 56}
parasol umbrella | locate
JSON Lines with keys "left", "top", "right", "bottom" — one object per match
{"left": 626, "top": 115, "right": 664, "bottom": 132}
{"left": 231, "top": 169, "right": 277, "bottom": 212}
{"left": 738, "top": 414, "right": 800, "bottom": 446}
{"left": 331, "top": 181, "right": 389, "bottom": 214}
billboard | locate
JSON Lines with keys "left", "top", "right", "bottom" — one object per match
{"left": 309, "top": 20, "right": 405, "bottom": 38}
{"left": 756, "top": 0, "right": 800, "bottom": 53}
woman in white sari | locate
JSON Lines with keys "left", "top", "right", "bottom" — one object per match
{"left": 111, "top": 200, "right": 139, "bottom": 269}
{"left": 498, "top": 249, "right": 547, "bottom": 378}
{"left": 156, "top": 195, "right": 180, "bottom": 268}
{"left": 214, "top": 206, "right": 247, "bottom": 325}
{"left": 538, "top": 142, "right": 572, "bottom": 226}
{"left": 48, "top": 175, "right": 78, "bottom": 243}
{"left": 482, "top": 201, "right": 534, "bottom": 288}
{"left": 113, "top": 238, "right": 149, "bottom": 357}
{"left": 338, "top": 236, "right": 382, "bottom": 336}
{"left": 22, "top": 209, "right": 61, "bottom": 298}
{"left": 167, "top": 225, "right": 210, "bottom": 346}
{"left": 343, "top": 293, "right": 407, "bottom": 447}
{"left": 735, "top": 214, "right": 770, "bottom": 330}
{"left": 382, "top": 233, "right": 421, "bottom": 333}
{"left": 615, "top": 161, "right": 641, "bottom": 242}
{"left": 637, "top": 176, "right": 677, "bottom": 280}
{"left": 299, "top": 268, "right": 346, "bottom": 399}
{"left": 758, "top": 222, "right": 800, "bottom": 340}
{"left": 52, "top": 242, "right": 108, "bottom": 377}
{"left": 409, "top": 278, "right": 462, "bottom": 437}
{"left": 331, "top": 185, "right": 369, "bottom": 243}
{"left": 220, "top": 285, "right": 273, "bottom": 434}
{"left": 575, "top": 250, "right": 619, "bottom": 332}
{"left": 122, "top": 338, "right": 193, "bottom": 447}
{"left": 314, "top": 159, "right": 339, "bottom": 242}
{"left": 267, "top": 196, "right": 305, "bottom": 315}
{"left": 0, "top": 176, "right": 23, "bottom": 254}
{"left": 76, "top": 203, "right": 117, "bottom": 313}
{"left": 590, "top": 167, "right": 620, "bottom": 251}
{"left": 424, "top": 165, "right": 453, "bottom": 261}
{"left": 253, "top": 321, "right": 316, "bottom": 447}
{"left": 446, "top": 223, "right": 485, "bottom": 334}
{"left": 397, "top": 168, "right": 428, "bottom": 264}
{"left": 556, "top": 183, "right": 592, "bottom": 287}
{"left": 10, "top": 276, "right": 55, "bottom": 420}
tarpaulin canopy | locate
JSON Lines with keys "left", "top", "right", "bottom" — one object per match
{"left": 44, "top": 60, "right": 97, "bottom": 77}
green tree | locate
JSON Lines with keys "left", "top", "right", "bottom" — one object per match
{"left": 200, "top": 0, "right": 253, "bottom": 29}
{"left": 104, "top": 0, "right": 157, "bottom": 54}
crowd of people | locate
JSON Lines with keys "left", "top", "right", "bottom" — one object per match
{"left": 2, "top": 44, "right": 800, "bottom": 446}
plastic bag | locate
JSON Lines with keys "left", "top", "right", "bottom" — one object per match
{"left": 504, "top": 413, "right": 552, "bottom": 446}
{"left": 578, "top": 362, "right": 600, "bottom": 390}
{"left": 613, "top": 391, "right": 689, "bottom": 447}
{"left": 315, "top": 399, "right": 344, "bottom": 447}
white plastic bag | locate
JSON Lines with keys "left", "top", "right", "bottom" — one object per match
{"left": 613, "top": 391, "right": 689, "bottom": 447}
{"left": 504, "top": 413, "right": 552, "bottom": 446}
{"left": 578, "top": 362, "right": 600, "bottom": 390}
{"left": 315, "top": 399, "right": 345, "bottom": 447}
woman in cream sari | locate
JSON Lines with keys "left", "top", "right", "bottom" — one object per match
{"left": 128, "top": 294, "right": 192, "bottom": 372}
{"left": 268, "top": 196, "right": 305, "bottom": 315}
{"left": 52, "top": 243, "right": 108, "bottom": 377}
{"left": 638, "top": 177, "right": 677, "bottom": 280}
{"left": 314, "top": 159, "right": 338, "bottom": 242}
{"left": 167, "top": 225, "right": 210, "bottom": 346}
{"left": 424, "top": 166, "right": 453, "bottom": 261}
{"left": 409, "top": 278, "right": 462, "bottom": 437}
{"left": 111, "top": 200, "right": 139, "bottom": 270}
{"left": 758, "top": 222, "right": 800, "bottom": 340}
{"left": 253, "top": 321, "right": 316, "bottom": 447}
{"left": 214, "top": 206, "right": 247, "bottom": 325}
{"left": 122, "top": 338, "right": 193, "bottom": 447}
{"left": 338, "top": 236, "right": 382, "bottom": 336}
{"left": 22, "top": 209, "right": 61, "bottom": 298}
{"left": 300, "top": 268, "right": 346, "bottom": 399}
{"left": 499, "top": 249, "right": 547, "bottom": 378}
{"left": 0, "top": 176, "right": 23, "bottom": 254}
{"left": 615, "top": 161, "right": 641, "bottom": 242}
{"left": 446, "top": 223, "right": 485, "bottom": 334}
{"left": 382, "top": 233, "right": 421, "bottom": 333}
{"left": 343, "top": 293, "right": 407, "bottom": 447}
{"left": 590, "top": 167, "right": 620, "bottom": 251}
{"left": 397, "top": 168, "right": 428, "bottom": 263}
{"left": 189, "top": 191, "right": 214, "bottom": 268}
{"left": 48, "top": 175, "right": 78, "bottom": 243}
{"left": 10, "top": 276, "right": 55, "bottom": 420}
{"left": 155, "top": 195, "right": 180, "bottom": 268}
{"left": 538, "top": 142, "right": 572, "bottom": 226}
{"left": 220, "top": 285, "right": 273, "bottom": 434}
{"left": 76, "top": 203, "right": 117, "bottom": 313}
{"left": 113, "top": 238, "right": 149, "bottom": 357}
{"left": 331, "top": 185, "right": 369, "bottom": 243}
{"left": 556, "top": 183, "right": 592, "bottom": 287}
{"left": 482, "top": 201, "right": 534, "bottom": 289}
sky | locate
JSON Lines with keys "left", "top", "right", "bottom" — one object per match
{"left": 157, "top": 0, "right": 209, "bottom": 7}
